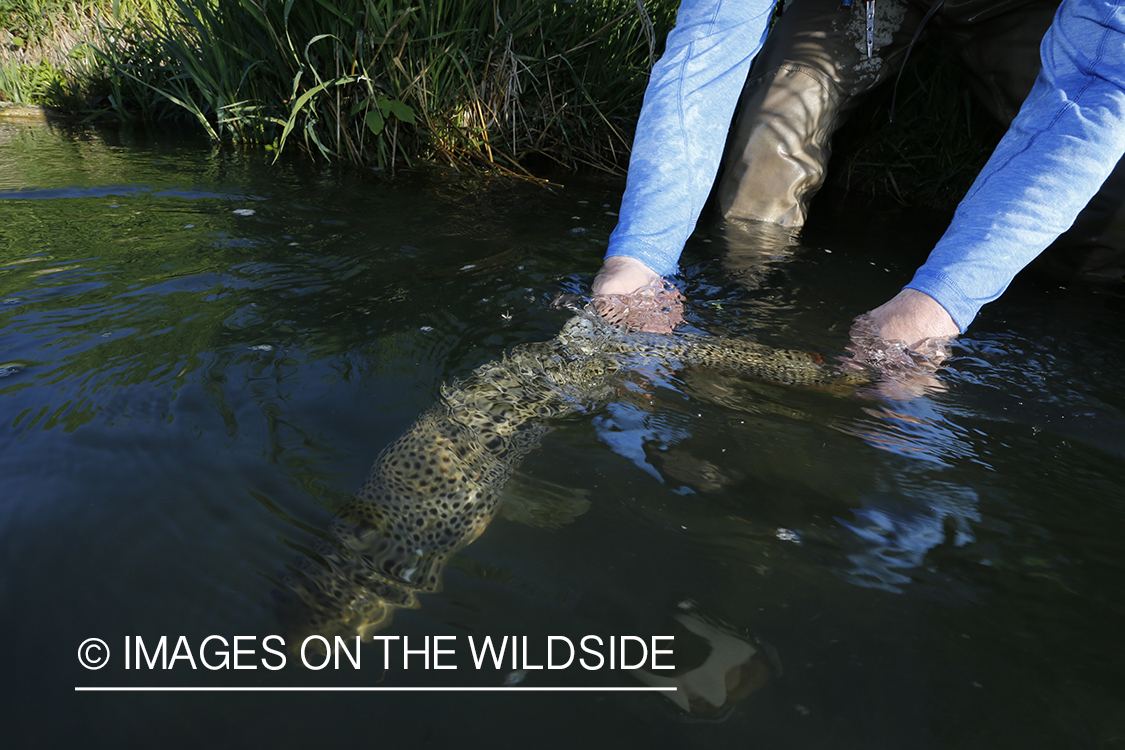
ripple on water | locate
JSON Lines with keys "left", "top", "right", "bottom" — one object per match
{"left": 2, "top": 128, "right": 1124, "bottom": 748}
{"left": 0, "top": 361, "right": 27, "bottom": 378}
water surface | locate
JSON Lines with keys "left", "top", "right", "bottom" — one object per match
{"left": 2, "top": 120, "right": 1124, "bottom": 749}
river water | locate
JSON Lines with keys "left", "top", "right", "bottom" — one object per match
{"left": 2, "top": 119, "right": 1123, "bottom": 749}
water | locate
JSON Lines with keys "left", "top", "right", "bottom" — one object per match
{"left": 2, "top": 120, "right": 1124, "bottom": 749}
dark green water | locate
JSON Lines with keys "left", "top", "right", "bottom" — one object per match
{"left": 2, "top": 121, "right": 1124, "bottom": 750}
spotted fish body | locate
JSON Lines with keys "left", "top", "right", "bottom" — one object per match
{"left": 557, "top": 314, "right": 867, "bottom": 390}
{"left": 278, "top": 310, "right": 867, "bottom": 642}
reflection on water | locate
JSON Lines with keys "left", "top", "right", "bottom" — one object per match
{"left": 3, "top": 122, "right": 1125, "bottom": 748}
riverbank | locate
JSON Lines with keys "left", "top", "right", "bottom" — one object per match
{"left": 0, "top": 101, "right": 45, "bottom": 121}
{"left": 2, "top": 1, "right": 997, "bottom": 207}
{"left": 2, "top": 0, "right": 676, "bottom": 175}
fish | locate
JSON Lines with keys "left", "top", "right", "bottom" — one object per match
{"left": 276, "top": 308, "right": 868, "bottom": 644}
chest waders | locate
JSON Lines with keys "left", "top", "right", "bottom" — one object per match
{"left": 715, "top": 0, "right": 1125, "bottom": 283}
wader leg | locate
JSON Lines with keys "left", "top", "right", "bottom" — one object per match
{"left": 716, "top": 0, "right": 925, "bottom": 228}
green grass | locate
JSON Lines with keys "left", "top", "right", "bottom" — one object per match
{"left": 0, "top": 0, "right": 161, "bottom": 108}
{"left": 57, "top": 0, "right": 678, "bottom": 175}
{"left": 3, "top": 1, "right": 1000, "bottom": 208}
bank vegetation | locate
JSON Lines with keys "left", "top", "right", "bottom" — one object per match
{"left": 2, "top": 0, "right": 676, "bottom": 176}
{"left": 1, "top": 0, "right": 998, "bottom": 205}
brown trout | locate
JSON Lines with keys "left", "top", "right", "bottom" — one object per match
{"left": 277, "top": 309, "right": 867, "bottom": 643}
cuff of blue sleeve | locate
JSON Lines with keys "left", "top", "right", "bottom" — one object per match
{"left": 904, "top": 270, "right": 980, "bottom": 334}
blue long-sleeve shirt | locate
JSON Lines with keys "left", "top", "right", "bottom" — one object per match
{"left": 605, "top": 0, "right": 776, "bottom": 277}
{"left": 606, "top": 0, "right": 1125, "bottom": 332}
{"left": 907, "top": 0, "right": 1125, "bottom": 331}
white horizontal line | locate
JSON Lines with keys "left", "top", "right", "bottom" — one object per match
{"left": 75, "top": 686, "right": 677, "bottom": 692}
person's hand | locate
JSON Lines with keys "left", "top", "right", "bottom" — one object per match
{"left": 591, "top": 256, "right": 685, "bottom": 333}
{"left": 848, "top": 289, "right": 960, "bottom": 398}
{"left": 857, "top": 289, "right": 959, "bottom": 354}
{"left": 592, "top": 255, "right": 663, "bottom": 296}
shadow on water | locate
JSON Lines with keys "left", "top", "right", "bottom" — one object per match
{"left": 2, "top": 122, "right": 1125, "bottom": 749}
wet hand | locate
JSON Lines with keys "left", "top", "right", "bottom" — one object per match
{"left": 848, "top": 289, "right": 959, "bottom": 398}
{"left": 857, "top": 289, "right": 959, "bottom": 354}
{"left": 592, "top": 256, "right": 685, "bottom": 334}
{"left": 592, "top": 256, "right": 663, "bottom": 297}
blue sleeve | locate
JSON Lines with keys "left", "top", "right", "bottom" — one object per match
{"left": 604, "top": 0, "right": 777, "bottom": 277}
{"left": 907, "top": 0, "right": 1125, "bottom": 332}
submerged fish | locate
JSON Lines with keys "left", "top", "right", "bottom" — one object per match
{"left": 277, "top": 309, "right": 868, "bottom": 643}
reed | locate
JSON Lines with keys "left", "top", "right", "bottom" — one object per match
{"left": 64, "top": 0, "right": 676, "bottom": 174}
